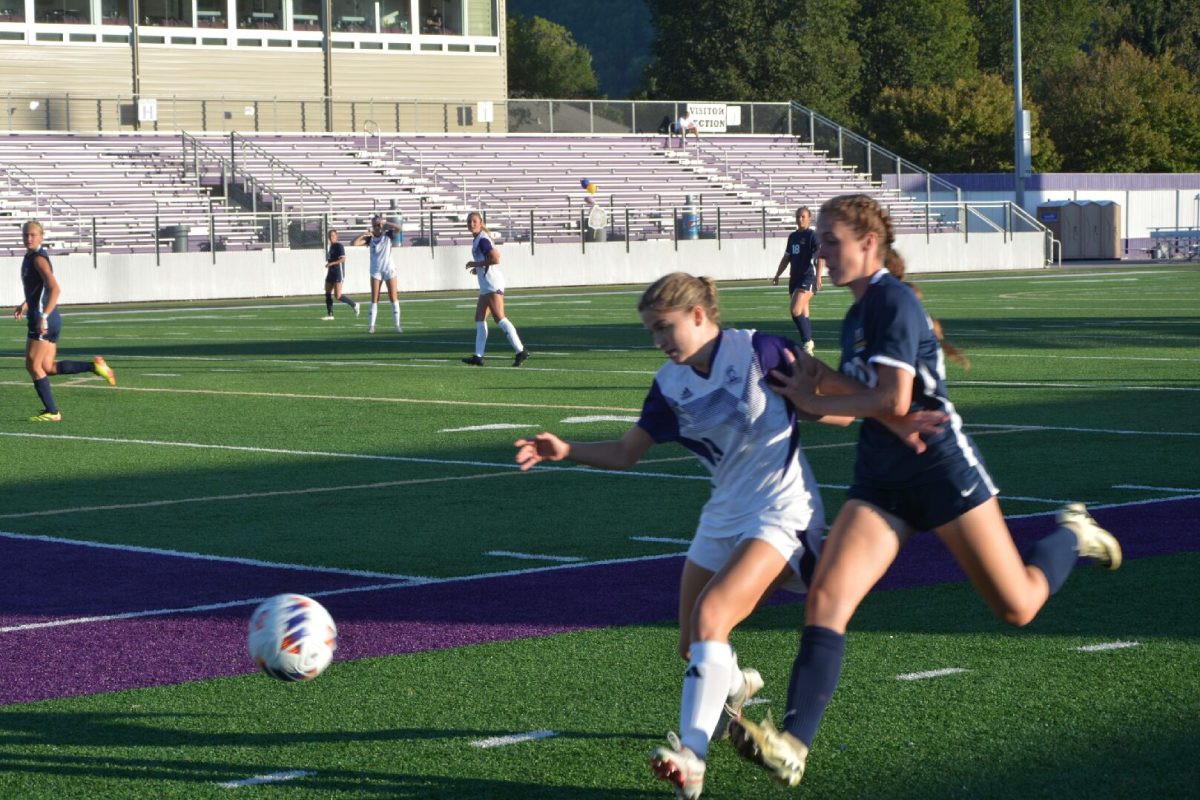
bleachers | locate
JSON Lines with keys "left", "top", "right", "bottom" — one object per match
{"left": 0, "top": 134, "right": 270, "bottom": 256}
{"left": 1, "top": 132, "right": 943, "bottom": 255}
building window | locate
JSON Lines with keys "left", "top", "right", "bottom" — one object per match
{"left": 0, "top": 3, "right": 24, "bottom": 22}
{"left": 238, "top": 0, "right": 282, "bottom": 30}
{"left": 380, "top": 0, "right": 409, "bottom": 34}
{"left": 465, "top": 0, "right": 494, "bottom": 36}
{"left": 197, "top": 0, "right": 227, "bottom": 27}
{"left": 34, "top": 0, "right": 91, "bottom": 24}
{"left": 99, "top": 0, "right": 126, "bottom": 24}
{"left": 332, "top": 0, "right": 372, "bottom": 33}
{"left": 420, "top": 0, "right": 458, "bottom": 35}
{"left": 291, "top": 0, "right": 320, "bottom": 31}
{"left": 141, "top": 0, "right": 193, "bottom": 27}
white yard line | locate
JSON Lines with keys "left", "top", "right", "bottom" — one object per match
{"left": 471, "top": 730, "right": 558, "bottom": 749}
{"left": 0, "top": 550, "right": 689, "bottom": 634}
{"left": 486, "top": 551, "right": 584, "bottom": 563}
{"left": 0, "top": 431, "right": 711, "bottom": 482}
{"left": 216, "top": 770, "right": 315, "bottom": 789}
{"left": 1113, "top": 483, "right": 1200, "bottom": 493}
{"left": 1075, "top": 641, "right": 1140, "bottom": 653}
{"left": 630, "top": 536, "right": 691, "bottom": 545}
{"left": 0, "top": 529, "right": 428, "bottom": 581}
{"left": 896, "top": 667, "right": 970, "bottom": 681}
{"left": 0, "top": 471, "right": 522, "bottom": 522}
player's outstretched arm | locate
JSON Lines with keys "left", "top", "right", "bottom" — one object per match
{"left": 515, "top": 426, "right": 653, "bottom": 472}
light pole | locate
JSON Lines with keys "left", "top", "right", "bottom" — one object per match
{"left": 1013, "top": 0, "right": 1027, "bottom": 211}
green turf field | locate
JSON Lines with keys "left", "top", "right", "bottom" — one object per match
{"left": 1, "top": 264, "right": 1198, "bottom": 798}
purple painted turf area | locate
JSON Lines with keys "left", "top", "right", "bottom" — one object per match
{"left": 1, "top": 498, "right": 1195, "bottom": 706}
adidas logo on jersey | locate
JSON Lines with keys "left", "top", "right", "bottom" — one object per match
{"left": 681, "top": 387, "right": 693, "bottom": 399}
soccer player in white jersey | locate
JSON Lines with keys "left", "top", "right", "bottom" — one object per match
{"left": 351, "top": 215, "right": 402, "bottom": 333}
{"left": 729, "top": 194, "right": 1123, "bottom": 790}
{"left": 461, "top": 211, "right": 529, "bottom": 367}
{"left": 514, "top": 272, "right": 944, "bottom": 799}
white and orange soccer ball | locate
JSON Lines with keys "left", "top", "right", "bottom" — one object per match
{"left": 247, "top": 594, "right": 337, "bottom": 682}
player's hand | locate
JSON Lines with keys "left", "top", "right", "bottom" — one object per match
{"left": 13, "top": 304, "right": 24, "bottom": 321}
{"left": 879, "top": 410, "right": 949, "bottom": 454}
{"left": 771, "top": 276, "right": 779, "bottom": 286}
{"left": 767, "top": 347, "right": 820, "bottom": 411}
{"left": 514, "top": 432, "right": 569, "bottom": 471}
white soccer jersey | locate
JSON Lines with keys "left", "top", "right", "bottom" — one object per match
{"left": 368, "top": 233, "right": 396, "bottom": 279}
{"left": 638, "top": 329, "right": 824, "bottom": 538}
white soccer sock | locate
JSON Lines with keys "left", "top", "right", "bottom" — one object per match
{"left": 497, "top": 317, "right": 524, "bottom": 353}
{"left": 368, "top": 303, "right": 378, "bottom": 329}
{"left": 392, "top": 300, "right": 401, "bottom": 330}
{"left": 474, "top": 321, "right": 488, "bottom": 357}
{"left": 679, "top": 640, "right": 733, "bottom": 760}
{"left": 727, "top": 650, "right": 745, "bottom": 700}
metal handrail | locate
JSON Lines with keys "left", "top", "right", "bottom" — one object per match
{"left": 229, "top": 132, "right": 333, "bottom": 217}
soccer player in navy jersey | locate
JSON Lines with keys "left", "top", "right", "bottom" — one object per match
{"left": 320, "top": 229, "right": 359, "bottom": 320}
{"left": 729, "top": 194, "right": 1123, "bottom": 789}
{"left": 461, "top": 211, "right": 529, "bottom": 367}
{"left": 771, "top": 207, "right": 823, "bottom": 355}
{"left": 13, "top": 220, "right": 116, "bottom": 422}
{"left": 514, "top": 272, "right": 944, "bottom": 799}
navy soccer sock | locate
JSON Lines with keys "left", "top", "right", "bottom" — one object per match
{"left": 33, "top": 377, "right": 57, "bottom": 413}
{"left": 793, "top": 314, "right": 812, "bottom": 343}
{"left": 782, "top": 625, "right": 846, "bottom": 748}
{"left": 325, "top": 291, "right": 334, "bottom": 315}
{"left": 55, "top": 360, "right": 92, "bottom": 375}
{"left": 340, "top": 294, "right": 357, "bottom": 308}
{"left": 1022, "top": 527, "right": 1078, "bottom": 594}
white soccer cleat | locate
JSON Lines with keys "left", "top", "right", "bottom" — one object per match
{"left": 1057, "top": 503, "right": 1122, "bottom": 570}
{"left": 729, "top": 714, "right": 808, "bottom": 788}
{"left": 802, "top": 340, "right": 815, "bottom": 356}
{"left": 321, "top": 315, "right": 335, "bottom": 321}
{"left": 712, "top": 667, "right": 763, "bottom": 741}
{"left": 649, "top": 731, "right": 705, "bottom": 800}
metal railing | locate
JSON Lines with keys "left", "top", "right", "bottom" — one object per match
{"left": 1, "top": 200, "right": 1057, "bottom": 264}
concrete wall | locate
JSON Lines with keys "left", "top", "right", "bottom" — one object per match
{"left": 42, "top": 230, "right": 1048, "bottom": 305}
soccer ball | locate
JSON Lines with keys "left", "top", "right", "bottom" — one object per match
{"left": 247, "top": 594, "right": 337, "bottom": 682}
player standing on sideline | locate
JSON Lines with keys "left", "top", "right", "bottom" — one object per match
{"left": 461, "top": 211, "right": 529, "bottom": 367}
{"left": 514, "top": 272, "right": 945, "bottom": 799}
{"left": 13, "top": 220, "right": 116, "bottom": 422}
{"left": 320, "top": 229, "right": 359, "bottom": 321}
{"left": 729, "top": 194, "right": 1123, "bottom": 789}
{"left": 771, "top": 207, "right": 823, "bottom": 355}
{"left": 351, "top": 215, "right": 401, "bottom": 333}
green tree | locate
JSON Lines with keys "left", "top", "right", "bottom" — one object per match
{"left": 1107, "top": 0, "right": 1200, "bottom": 78}
{"left": 856, "top": 0, "right": 979, "bottom": 105}
{"left": 507, "top": 0, "right": 654, "bottom": 99}
{"left": 1039, "top": 43, "right": 1200, "bottom": 171}
{"left": 969, "top": 0, "right": 1113, "bottom": 91}
{"left": 639, "top": 0, "right": 861, "bottom": 123}
{"left": 507, "top": 14, "right": 600, "bottom": 99}
{"left": 869, "top": 72, "right": 1061, "bottom": 172}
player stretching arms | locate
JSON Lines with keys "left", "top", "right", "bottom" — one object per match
{"left": 320, "top": 229, "right": 359, "bottom": 320}
{"left": 352, "top": 215, "right": 401, "bottom": 333}
{"left": 730, "top": 194, "right": 1123, "bottom": 789}
{"left": 515, "top": 272, "right": 943, "bottom": 799}
{"left": 771, "top": 206, "right": 823, "bottom": 355}
{"left": 461, "top": 211, "right": 529, "bottom": 367}
{"left": 13, "top": 220, "right": 116, "bottom": 421}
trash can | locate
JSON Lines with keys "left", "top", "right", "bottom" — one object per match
{"left": 163, "top": 225, "right": 190, "bottom": 253}
{"left": 679, "top": 196, "right": 699, "bottom": 240}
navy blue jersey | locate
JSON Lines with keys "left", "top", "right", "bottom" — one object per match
{"left": 21, "top": 247, "right": 52, "bottom": 322}
{"left": 785, "top": 228, "right": 819, "bottom": 275}
{"left": 326, "top": 241, "right": 345, "bottom": 265}
{"left": 840, "top": 270, "right": 983, "bottom": 487}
